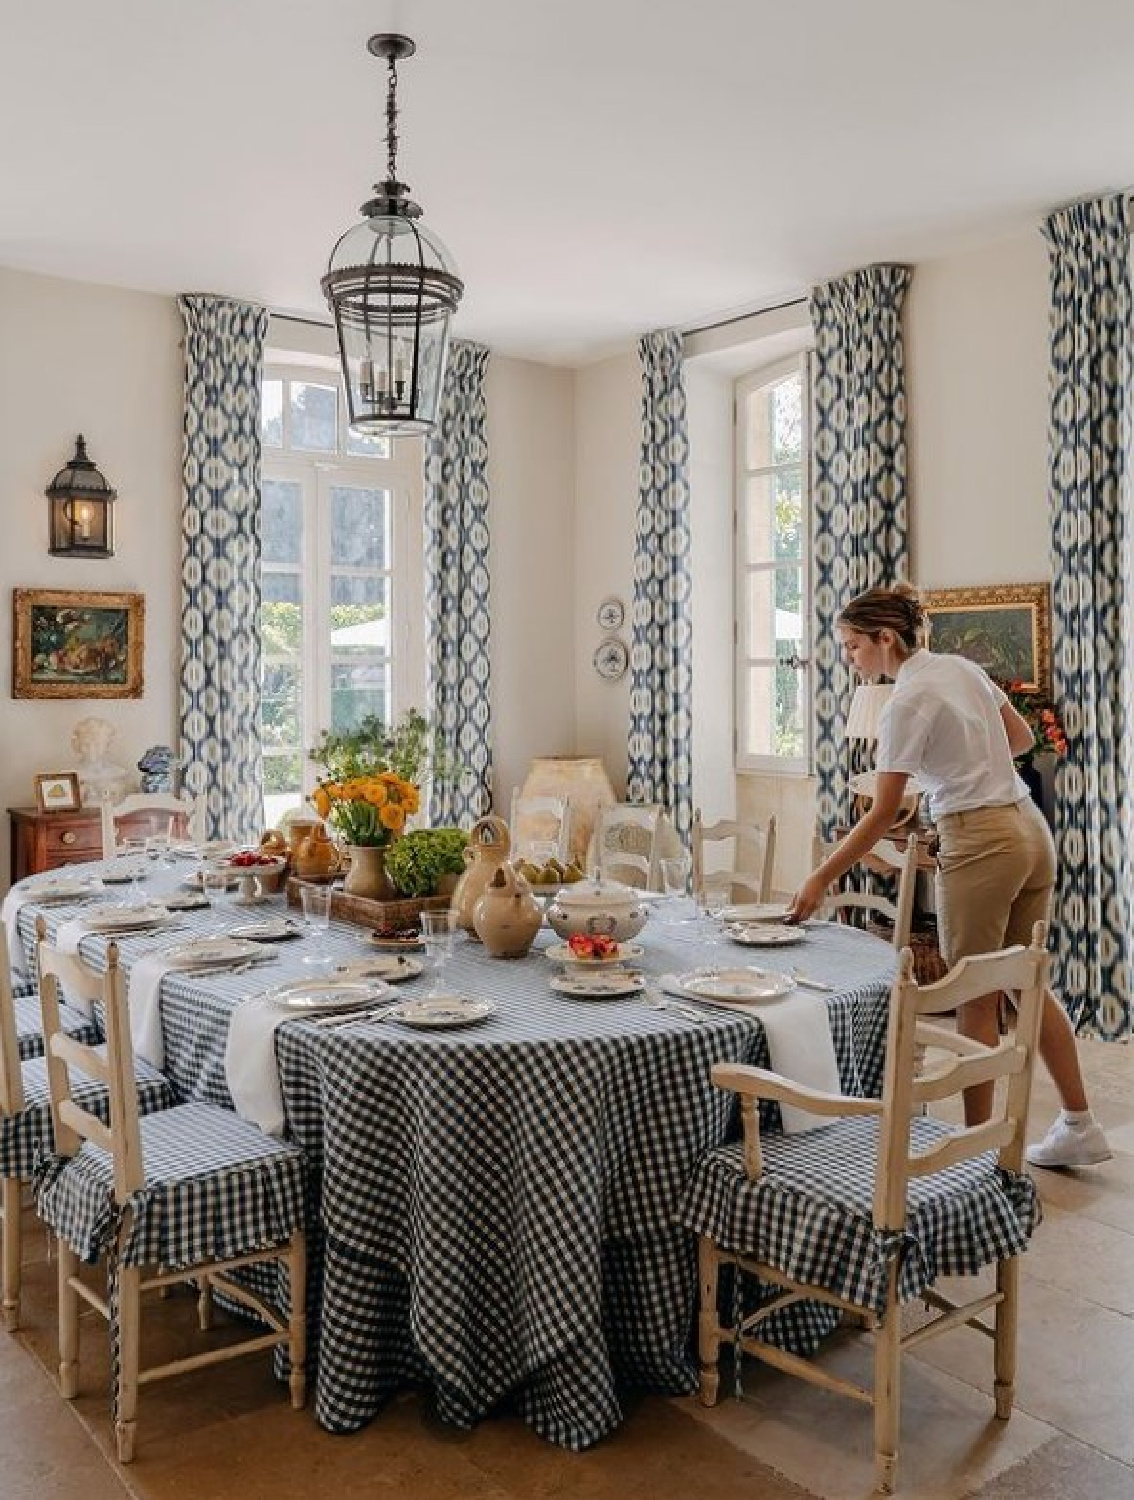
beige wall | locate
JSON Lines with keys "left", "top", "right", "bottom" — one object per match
{"left": 0, "top": 268, "right": 183, "bottom": 885}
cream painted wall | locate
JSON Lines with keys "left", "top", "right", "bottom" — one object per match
{"left": 0, "top": 268, "right": 183, "bottom": 888}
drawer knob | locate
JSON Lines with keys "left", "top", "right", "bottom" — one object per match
{"left": 61, "top": 830, "right": 77, "bottom": 846}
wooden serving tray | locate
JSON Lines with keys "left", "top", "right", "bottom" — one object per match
{"left": 285, "top": 876, "right": 451, "bottom": 932}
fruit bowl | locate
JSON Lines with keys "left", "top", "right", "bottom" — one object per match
{"left": 220, "top": 850, "right": 288, "bottom": 896}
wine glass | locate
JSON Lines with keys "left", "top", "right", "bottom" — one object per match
{"left": 659, "top": 852, "right": 694, "bottom": 924}
{"left": 300, "top": 885, "right": 334, "bottom": 968}
{"left": 420, "top": 909, "right": 458, "bottom": 998}
{"left": 695, "top": 872, "right": 732, "bottom": 965}
{"left": 114, "top": 838, "right": 148, "bottom": 906}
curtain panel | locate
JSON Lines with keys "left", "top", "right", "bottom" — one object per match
{"left": 424, "top": 340, "right": 493, "bottom": 826}
{"left": 178, "top": 294, "right": 268, "bottom": 842}
{"left": 809, "top": 265, "right": 912, "bottom": 839}
{"left": 626, "top": 330, "right": 694, "bottom": 840}
{"left": 1044, "top": 194, "right": 1134, "bottom": 1039}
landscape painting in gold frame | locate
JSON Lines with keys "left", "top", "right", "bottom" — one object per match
{"left": 13, "top": 588, "right": 144, "bottom": 700}
{"left": 922, "top": 583, "right": 1051, "bottom": 695}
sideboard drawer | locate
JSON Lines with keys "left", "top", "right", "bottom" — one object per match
{"left": 43, "top": 819, "right": 102, "bottom": 857}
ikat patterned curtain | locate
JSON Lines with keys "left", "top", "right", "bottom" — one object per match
{"left": 178, "top": 294, "right": 268, "bottom": 842}
{"left": 809, "top": 265, "right": 911, "bottom": 839}
{"left": 424, "top": 340, "right": 493, "bottom": 826}
{"left": 1043, "top": 194, "right": 1134, "bottom": 1039}
{"left": 626, "top": 330, "right": 694, "bottom": 840}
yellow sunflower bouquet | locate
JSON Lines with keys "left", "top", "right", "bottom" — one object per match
{"left": 311, "top": 771, "right": 420, "bottom": 848}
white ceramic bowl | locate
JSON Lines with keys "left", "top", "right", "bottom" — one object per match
{"left": 545, "top": 875, "right": 649, "bottom": 944}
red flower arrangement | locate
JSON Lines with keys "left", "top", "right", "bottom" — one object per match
{"left": 997, "top": 680, "right": 1069, "bottom": 763}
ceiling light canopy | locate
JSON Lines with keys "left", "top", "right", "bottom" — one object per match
{"left": 322, "top": 33, "right": 463, "bottom": 437}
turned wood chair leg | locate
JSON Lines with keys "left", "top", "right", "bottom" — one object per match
{"left": 197, "top": 1274, "right": 213, "bottom": 1331}
{"left": 288, "top": 1234, "right": 308, "bottom": 1409}
{"left": 872, "top": 1280, "right": 902, "bottom": 1495}
{"left": 57, "top": 1238, "right": 80, "bottom": 1398}
{"left": 115, "top": 1264, "right": 142, "bottom": 1464}
{"left": 2, "top": 1177, "right": 22, "bottom": 1332}
{"left": 697, "top": 1237, "right": 723, "bottom": 1406}
{"left": 994, "top": 1257, "right": 1018, "bottom": 1419}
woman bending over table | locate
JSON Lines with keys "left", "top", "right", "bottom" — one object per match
{"left": 788, "top": 583, "right": 1110, "bottom": 1170}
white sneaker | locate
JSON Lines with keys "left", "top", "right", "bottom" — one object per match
{"left": 1025, "top": 1112, "right": 1112, "bottom": 1169}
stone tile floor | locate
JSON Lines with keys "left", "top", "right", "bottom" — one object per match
{"left": 3, "top": 1038, "right": 1131, "bottom": 1499}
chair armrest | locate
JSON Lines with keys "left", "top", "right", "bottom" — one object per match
{"left": 711, "top": 1062, "right": 882, "bottom": 1118}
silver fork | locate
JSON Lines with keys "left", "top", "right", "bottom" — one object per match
{"left": 640, "top": 987, "right": 707, "bottom": 1023}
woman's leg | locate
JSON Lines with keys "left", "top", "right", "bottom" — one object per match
{"left": 956, "top": 993, "right": 1000, "bottom": 1124}
{"left": 1037, "top": 987, "right": 1089, "bottom": 1113}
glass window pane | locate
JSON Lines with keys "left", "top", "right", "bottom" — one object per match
{"left": 263, "top": 480, "right": 302, "bottom": 565}
{"left": 263, "top": 750, "right": 303, "bottom": 795}
{"left": 330, "top": 486, "right": 389, "bottom": 569}
{"left": 331, "top": 661, "right": 390, "bottom": 732}
{"left": 330, "top": 575, "right": 385, "bottom": 608}
{"left": 742, "top": 566, "right": 804, "bottom": 659}
{"left": 263, "top": 571, "right": 302, "bottom": 605}
{"left": 740, "top": 664, "right": 805, "bottom": 761}
{"left": 772, "top": 375, "right": 803, "bottom": 463}
{"left": 262, "top": 663, "right": 302, "bottom": 748}
{"left": 346, "top": 427, "right": 392, "bottom": 459}
{"left": 262, "top": 596, "right": 303, "bottom": 659}
{"left": 290, "top": 381, "right": 338, "bottom": 452}
{"left": 743, "top": 470, "right": 803, "bottom": 565}
{"left": 262, "top": 379, "right": 283, "bottom": 447}
{"left": 330, "top": 590, "right": 389, "bottom": 655}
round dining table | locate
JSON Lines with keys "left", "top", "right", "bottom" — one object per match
{"left": 11, "top": 863, "right": 896, "bottom": 1450}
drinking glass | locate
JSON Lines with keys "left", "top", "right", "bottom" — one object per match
{"left": 695, "top": 873, "right": 732, "bottom": 960}
{"left": 420, "top": 909, "right": 458, "bottom": 997}
{"left": 114, "top": 839, "right": 148, "bottom": 905}
{"left": 300, "top": 884, "right": 334, "bottom": 967}
{"left": 659, "top": 852, "right": 694, "bottom": 924}
{"left": 145, "top": 830, "right": 174, "bottom": 874}
{"left": 201, "top": 866, "right": 231, "bottom": 911}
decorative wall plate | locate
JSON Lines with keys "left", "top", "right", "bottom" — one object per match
{"left": 593, "top": 637, "right": 629, "bottom": 682}
{"left": 596, "top": 596, "right": 625, "bottom": 631}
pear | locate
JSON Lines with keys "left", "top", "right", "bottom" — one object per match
{"left": 517, "top": 860, "right": 541, "bottom": 884}
{"left": 564, "top": 861, "right": 585, "bottom": 883}
{"left": 546, "top": 858, "right": 565, "bottom": 880}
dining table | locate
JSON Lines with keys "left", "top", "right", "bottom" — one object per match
{"left": 10, "top": 859, "right": 896, "bottom": 1451}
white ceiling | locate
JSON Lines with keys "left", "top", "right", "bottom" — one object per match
{"left": 2, "top": 0, "right": 1133, "bottom": 366}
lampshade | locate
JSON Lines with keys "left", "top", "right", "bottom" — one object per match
{"left": 845, "top": 684, "right": 893, "bottom": 742}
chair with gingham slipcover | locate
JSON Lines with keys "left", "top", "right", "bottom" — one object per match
{"left": 679, "top": 927, "right": 1048, "bottom": 1496}
{"left": 34, "top": 937, "right": 307, "bottom": 1463}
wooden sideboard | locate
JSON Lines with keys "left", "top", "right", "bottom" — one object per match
{"left": 8, "top": 805, "right": 189, "bottom": 884}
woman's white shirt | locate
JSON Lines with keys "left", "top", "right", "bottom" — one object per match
{"left": 875, "top": 650, "right": 1029, "bottom": 818}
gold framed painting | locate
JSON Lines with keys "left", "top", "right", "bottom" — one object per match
{"left": 922, "top": 583, "right": 1051, "bottom": 694}
{"left": 13, "top": 588, "right": 144, "bottom": 700}
{"left": 34, "top": 770, "right": 82, "bottom": 813}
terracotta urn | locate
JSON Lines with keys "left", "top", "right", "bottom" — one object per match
{"left": 472, "top": 862, "right": 543, "bottom": 958}
{"left": 342, "top": 844, "right": 397, "bottom": 902}
{"left": 520, "top": 756, "right": 615, "bottom": 867}
{"left": 452, "top": 815, "right": 512, "bottom": 935}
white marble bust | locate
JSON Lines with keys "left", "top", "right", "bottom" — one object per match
{"left": 71, "top": 716, "right": 129, "bottom": 807}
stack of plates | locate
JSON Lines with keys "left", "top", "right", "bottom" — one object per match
{"left": 26, "top": 876, "right": 102, "bottom": 904}
{"left": 162, "top": 936, "right": 265, "bottom": 969}
{"left": 545, "top": 942, "right": 645, "bottom": 968}
{"left": 265, "top": 978, "right": 391, "bottom": 1013}
{"left": 726, "top": 922, "right": 805, "bottom": 948}
{"left": 667, "top": 967, "right": 794, "bottom": 1004}
{"left": 385, "top": 995, "right": 495, "bottom": 1029}
{"left": 82, "top": 903, "right": 172, "bottom": 933}
{"left": 550, "top": 971, "right": 645, "bottom": 1000}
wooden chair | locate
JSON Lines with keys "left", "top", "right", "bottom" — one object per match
{"left": 100, "top": 791, "right": 197, "bottom": 860}
{"left": 508, "top": 788, "right": 573, "bottom": 864}
{"left": 687, "top": 925, "right": 1048, "bottom": 1495}
{"left": 814, "top": 834, "right": 920, "bottom": 952}
{"left": 35, "top": 938, "right": 307, "bottom": 1462}
{"left": 590, "top": 803, "right": 662, "bottom": 889}
{"left": 691, "top": 810, "right": 777, "bottom": 905}
{"left": 0, "top": 925, "right": 172, "bottom": 1332}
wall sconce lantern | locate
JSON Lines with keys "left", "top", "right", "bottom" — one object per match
{"left": 46, "top": 435, "right": 116, "bottom": 558}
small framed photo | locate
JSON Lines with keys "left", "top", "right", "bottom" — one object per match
{"left": 34, "top": 771, "right": 82, "bottom": 814}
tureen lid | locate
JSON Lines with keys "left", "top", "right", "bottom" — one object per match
{"left": 552, "top": 874, "right": 642, "bottom": 909}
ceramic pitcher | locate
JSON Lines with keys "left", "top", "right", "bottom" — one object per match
{"left": 472, "top": 862, "right": 543, "bottom": 958}
{"left": 452, "top": 815, "right": 512, "bottom": 934}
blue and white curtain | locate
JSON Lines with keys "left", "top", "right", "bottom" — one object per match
{"left": 424, "top": 341, "right": 492, "bottom": 827}
{"left": 627, "top": 331, "right": 694, "bottom": 839}
{"left": 178, "top": 295, "right": 268, "bottom": 842}
{"left": 1044, "top": 195, "right": 1134, "bottom": 1039}
{"left": 809, "top": 265, "right": 911, "bottom": 839}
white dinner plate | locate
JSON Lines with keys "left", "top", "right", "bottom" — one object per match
{"left": 170, "top": 839, "right": 237, "bottom": 859}
{"left": 183, "top": 869, "right": 242, "bottom": 891}
{"left": 720, "top": 903, "right": 793, "bottom": 924}
{"left": 100, "top": 866, "right": 145, "bottom": 886}
{"left": 266, "top": 979, "right": 390, "bottom": 1013}
{"left": 335, "top": 955, "right": 425, "bottom": 983}
{"left": 82, "top": 902, "right": 171, "bottom": 933}
{"left": 386, "top": 995, "right": 495, "bottom": 1029}
{"left": 676, "top": 967, "right": 795, "bottom": 1003}
{"left": 162, "top": 893, "right": 212, "bottom": 912}
{"left": 26, "top": 877, "right": 102, "bottom": 903}
{"left": 550, "top": 971, "right": 645, "bottom": 1000}
{"left": 226, "top": 917, "right": 304, "bottom": 943}
{"left": 727, "top": 923, "right": 806, "bottom": 948}
{"left": 162, "top": 937, "right": 265, "bottom": 968}
{"left": 546, "top": 942, "right": 645, "bottom": 967}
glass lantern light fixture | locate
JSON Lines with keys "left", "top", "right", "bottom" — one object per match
{"left": 46, "top": 434, "right": 116, "bottom": 558}
{"left": 322, "top": 33, "right": 464, "bottom": 437}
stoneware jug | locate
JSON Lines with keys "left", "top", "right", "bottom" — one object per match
{"left": 472, "top": 862, "right": 543, "bottom": 958}
{"left": 452, "top": 815, "right": 512, "bottom": 935}
{"left": 294, "top": 824, "right": 341, "bottom": 881}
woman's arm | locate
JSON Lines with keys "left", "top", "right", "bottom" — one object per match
{"left": 1001, "top": 701, "right": 1035, "bottom": 759}
{"left": 787, "top": 771, "right": 911, "bottom": 923}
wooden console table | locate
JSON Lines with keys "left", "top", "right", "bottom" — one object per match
{"left": 8, "top": 805, "right": 189, "bottom": 884}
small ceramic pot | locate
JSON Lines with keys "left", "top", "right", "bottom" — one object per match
{"left": 473, "top": 862, "right": 543, "bottom": 958}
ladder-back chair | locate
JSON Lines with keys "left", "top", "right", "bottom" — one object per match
{"left": 590, "top": 803, "right": 662, "bottom": 889}
{"left": 692, "top": 810, "right": 777, "bottom": 905}
{"left": 100, "top": 791, "right": 197, "bottom": 860}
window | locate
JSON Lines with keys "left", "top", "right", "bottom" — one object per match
{"left": 260, "top": 364, "right": 424, "bottom": 825}
{"left": 734, "top": 354, "right": 811, "bottom": 773}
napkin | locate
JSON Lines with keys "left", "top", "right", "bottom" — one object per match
{"left": 225, "top": 993, "right": 299, "bottom": 1137}
{"left": 127, "top": 953, "right": 178, "bottom": 1067}
{"left": 56, "top": 918, "right": 94, "bottom": 959}
{"left": 1, "top": 889, "right": 31, "bottom": 979}
{"left": 759, "top": 992, "right": 841, "bottom": 1136}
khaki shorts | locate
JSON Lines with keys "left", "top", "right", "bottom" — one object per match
{"left": 935, "top": 798, "right": 1055, "bottom": 965}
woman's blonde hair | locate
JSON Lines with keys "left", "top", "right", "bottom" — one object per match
{"left": 837, "top": 583, "right": 927, "bottom": 652}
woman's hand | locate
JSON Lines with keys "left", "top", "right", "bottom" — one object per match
{"left": 787, "top": 872, "right": 829, "bottom": 925}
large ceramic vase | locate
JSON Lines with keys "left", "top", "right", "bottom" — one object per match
{"left": 520, "top": 756, "right": 615, "bottom": 867}
{"left": 473, "top": 862, "right": 543, "bottom": 958}
{"left": 343, "top": 844, "right": 397, "bottom": 902}
{"left": 452, "top": 815, "right": 512, "bottom": 935}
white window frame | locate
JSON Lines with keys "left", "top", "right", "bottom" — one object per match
{"left": 261, "top": 360, "right": 425, "bottom": 806}
{"left": 734, "top": 351, "right": 813, "bottom": 776}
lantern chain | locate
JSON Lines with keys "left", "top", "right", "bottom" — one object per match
{"left": 386, "top": 52, "right": 399, "bottom": 185}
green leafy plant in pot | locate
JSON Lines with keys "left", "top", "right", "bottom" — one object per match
{"left": 384, "top": 827, "right": 469, "bottom": 898}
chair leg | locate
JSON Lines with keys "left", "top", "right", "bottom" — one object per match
{"left": 872, "top": 1280, "right": 902, "bottom": 1495}
{"left": 697, "top": 1237, "right": 723, "bottom": 1407}
{"left": 57, "top": 1238, "right": 80, "bottom": 1398}
{"left": 287, "top": 1234, "right": 307, "bottom": 1410}
{"left": 2, "top": 1178, "right": 21, "bottom": 1332}
{"left": 994, "top": 1257, "right": 1018, "bottom": 1419}
{"left": 115, "top": 1264, "right": 142, "bottom": 1464}
{"left": 197, "top": 1274, "right": 213, "bottom": 1331}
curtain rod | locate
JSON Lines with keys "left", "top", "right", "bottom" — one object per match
{"left": 271, "top": 311, "right": 334, "bottom": 330}
{"left": 681, "top": 294, "right": 808, "bottom": 338}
